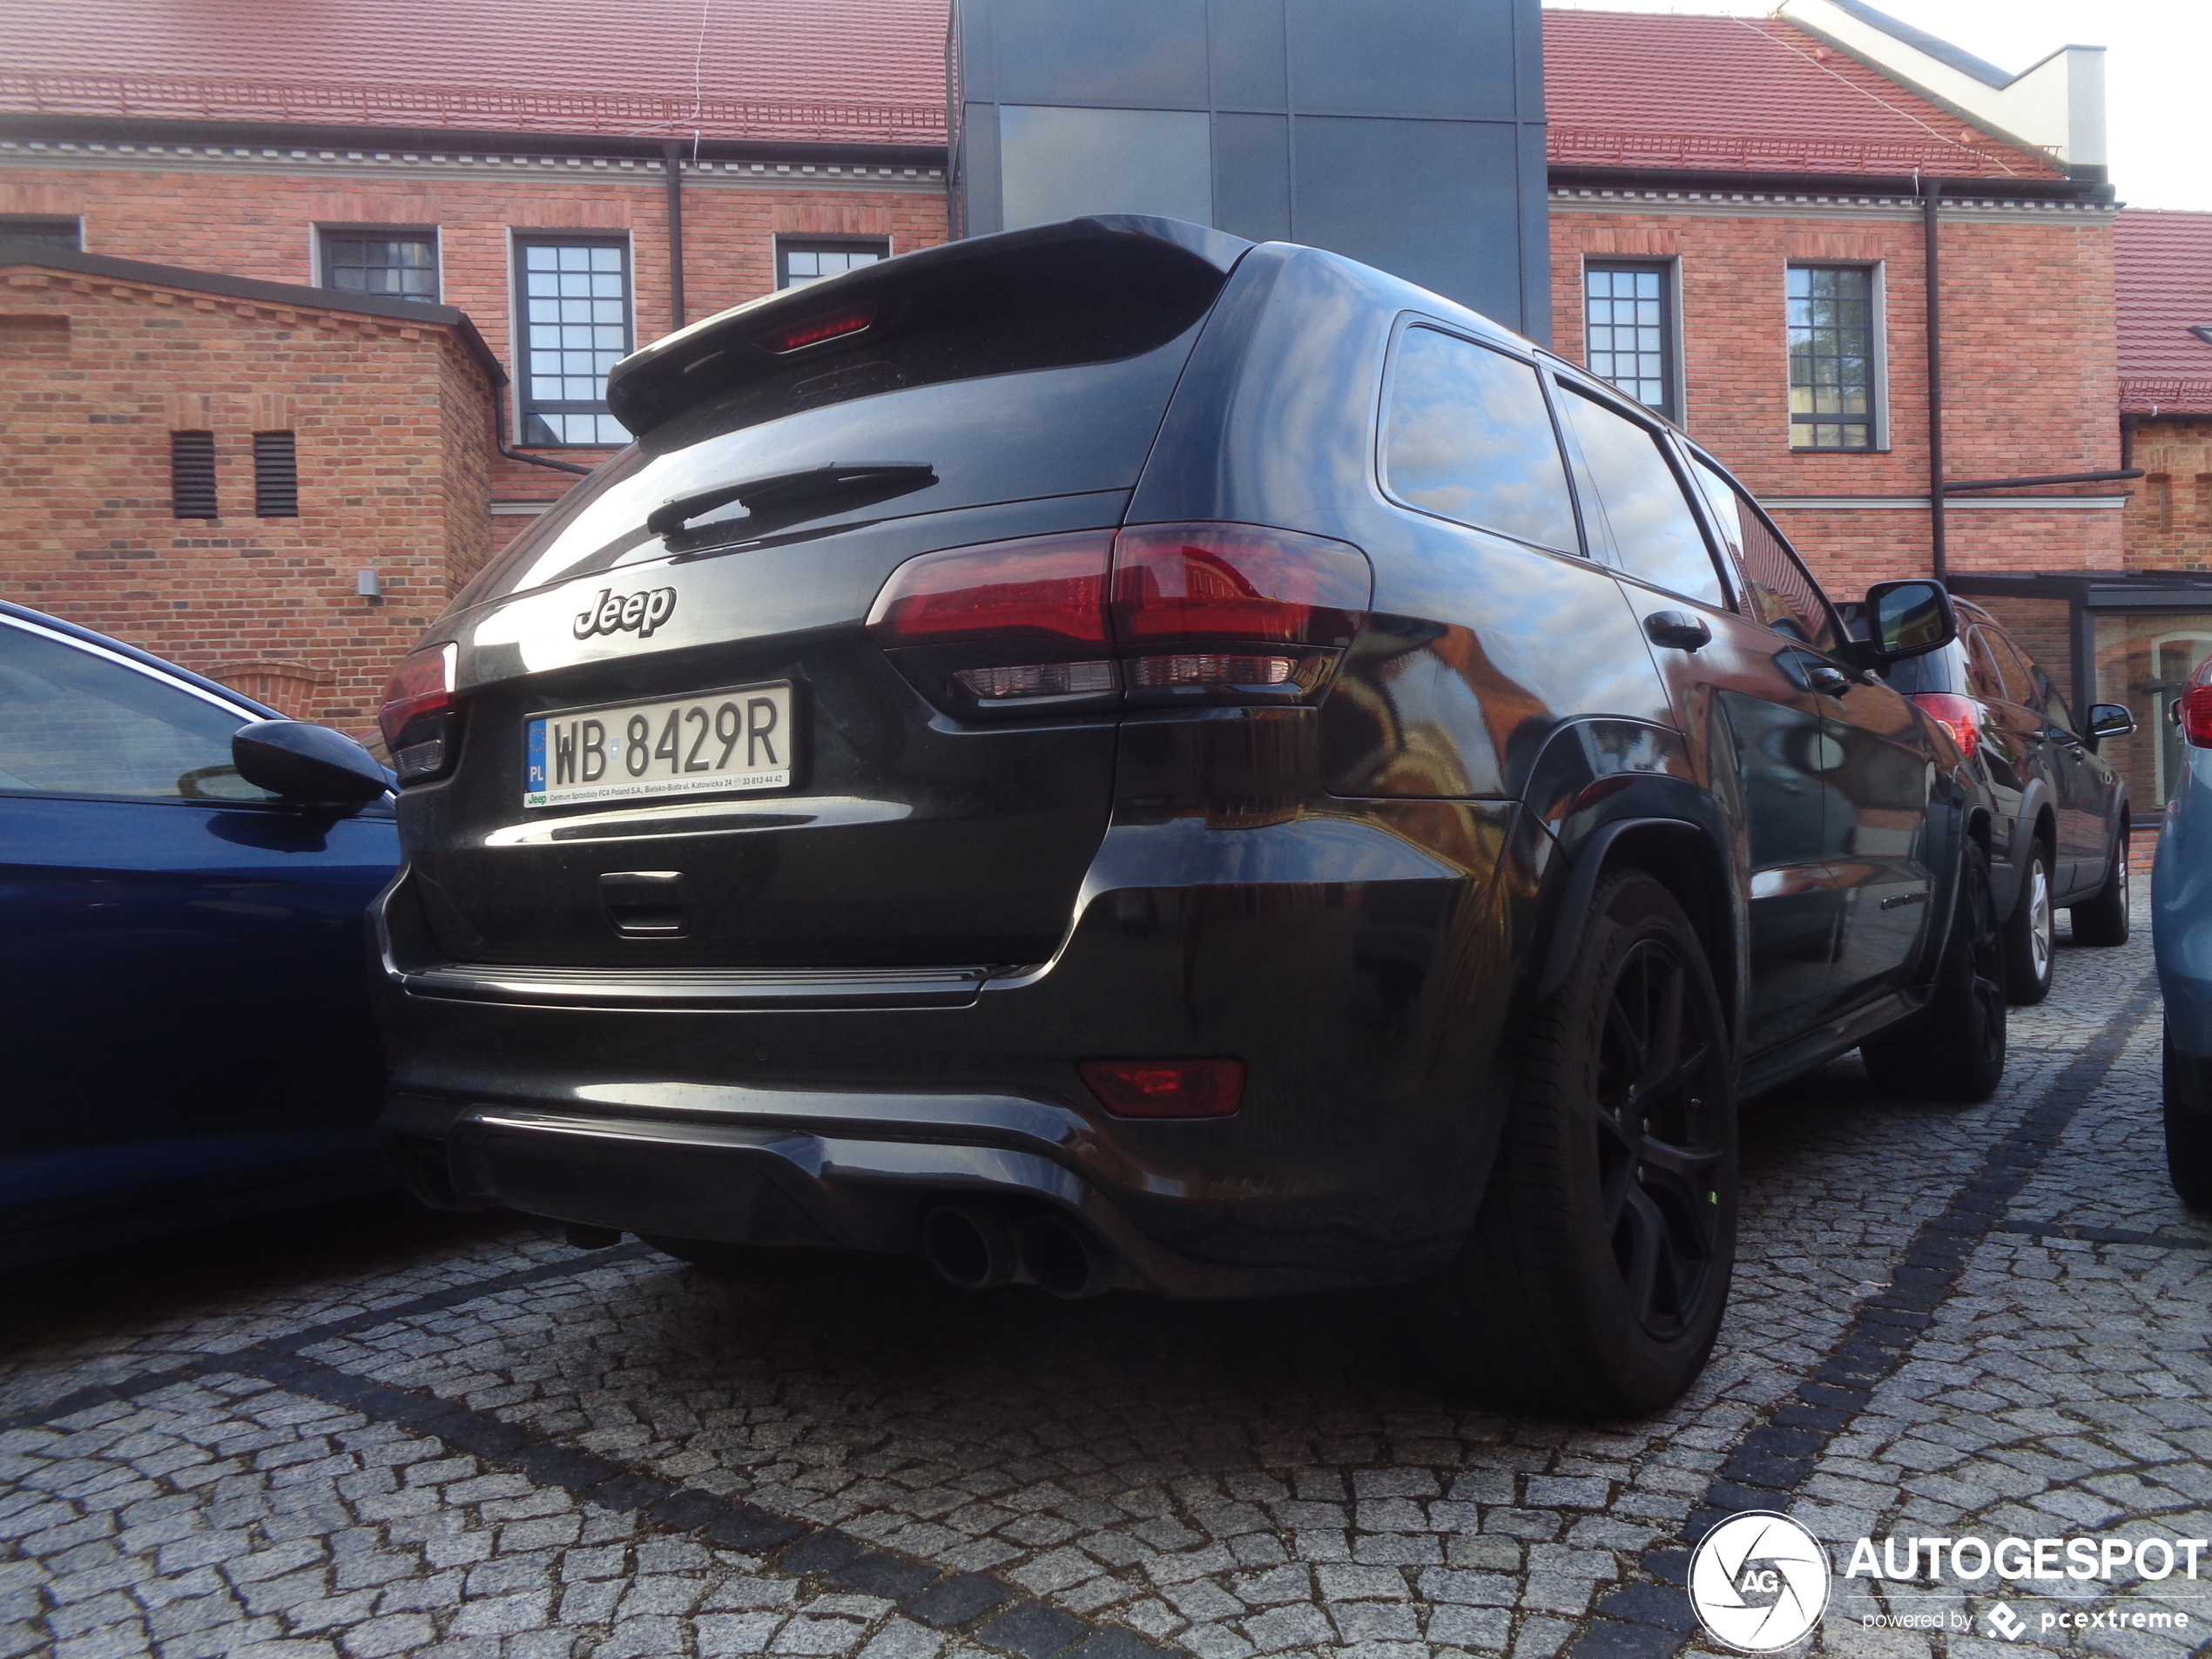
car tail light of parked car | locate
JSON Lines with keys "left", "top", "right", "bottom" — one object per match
{"left": 2180, "top": 657, "right": 2212, "bottom": 749}
{"left": 377, "top": 642, "right": 456, "bottom": 777}
{"left": 1911, "top": 691, "right": 1985, "bottom": 759}
{"left": 866, "top": 522, "right": 1371, "bottom": 716}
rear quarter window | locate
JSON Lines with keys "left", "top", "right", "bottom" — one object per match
{"left": 1380, "top": 326, "right": 1580, "bottom": 554}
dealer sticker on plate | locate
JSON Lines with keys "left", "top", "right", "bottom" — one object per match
{"left": 524, "top": 683, "right": 794, "bottom": 808}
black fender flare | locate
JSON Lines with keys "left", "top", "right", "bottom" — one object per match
{"left": 1531, "top": 813, "right": 1731, "bottom": 1005}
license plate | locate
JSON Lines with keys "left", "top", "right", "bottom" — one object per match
{"left": 523, "top": 683, "right": 795, "bottom": 808}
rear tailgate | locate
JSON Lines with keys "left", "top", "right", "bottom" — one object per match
{"left": 393, "top": 219, "right": 1246, "bottom": 971}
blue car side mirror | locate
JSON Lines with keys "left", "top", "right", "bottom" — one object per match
{"left": 233, "top": 719, "right": 393, "bottom": 809}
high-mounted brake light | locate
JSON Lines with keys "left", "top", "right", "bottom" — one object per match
{"left": 377, "top": 641, "right": 456, "bottom": 751}
{"left": 755, "top": 300, "right": 875, "bottom": 355}
{"left": 865, "top": 523, "right": 1371, "bottom": 713}
{"left": 1080, "top": 1058, "right": 1244, "bottom": 1119}
{"left": 1911, "top": 691, "right": 1984, "bottom": 760}
{"left": 2182, "top": 656, "right": 2212, "bottom": 749}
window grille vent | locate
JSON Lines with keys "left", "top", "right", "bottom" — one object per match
{"left": 170, "top": 431, "right": 217, "bottom": 519}
{"left": 253, "top": 430, "right": 299, "bottom": 517}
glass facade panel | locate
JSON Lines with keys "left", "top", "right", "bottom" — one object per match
{"left": 778, "top": 240, "right": 889, "bottom": 289}
{"left": 1787, "top": 265, "right": 1876, "bottom": 450}
{"left": 322, "top": 233, "right": 438, "bottom": 302}
{"left": 1583, "top": 263, "right": 1670, "bottom": 416}
{"left": 2092, "top": 611, "right": 2212, "bottom": 810}
{"left": 516, "top": 239, "right": 632, "bottom": 447}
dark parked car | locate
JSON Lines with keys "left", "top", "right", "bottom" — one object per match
{"left": 372, "top": 216, "right": 2002, "bottom": 1416}
{"left": 0, "top": 601, "right": 398, "bottom": 1263}
{"left": 1874, "top": 597, "right": 2134, "bottom": 1001}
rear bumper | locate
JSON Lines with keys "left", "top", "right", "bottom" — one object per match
{"left": 372, "top": 806, "right": 1523, "bottom": 1295}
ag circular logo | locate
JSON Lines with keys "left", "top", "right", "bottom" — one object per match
{"left": 1689, "top": 1511, "right": 1831, "bottom": 1651}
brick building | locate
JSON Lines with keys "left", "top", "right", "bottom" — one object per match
{"left": 0, "top": 0, "right": 2132, "bottom": 744}
{"left": 1, "top": 246, "right": 501, "bottom": 724}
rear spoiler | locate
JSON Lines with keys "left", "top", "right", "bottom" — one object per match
{"left": 605, "top": 216, "right": 1253, "bottom": 438}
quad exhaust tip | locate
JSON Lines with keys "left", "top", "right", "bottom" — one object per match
{"left": 921, "top": 1204, "right": 1117, "bottom": 1298}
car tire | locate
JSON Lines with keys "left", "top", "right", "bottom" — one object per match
{"left": 2069, "top": 831, "right": 2131, "bottom": 948}
{"left": 1860, "top": 842, "right": 2006, "bottom": 1103}
{"left": 2164, "top": 1035, "right": 2212, "bottom": 1211}
{"left": 1998, "top": 844, "right": 2056, "bottom": 1005}
{"left": 1421, "top": 868, "right": 1737, "bottom": 1419}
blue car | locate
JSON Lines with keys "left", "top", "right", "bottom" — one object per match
{"left": 2155, "top": 654, "right": 2212, "bottom": 1208}
{"left": 0, "top": 601, "right": 399, "bottom": 1263}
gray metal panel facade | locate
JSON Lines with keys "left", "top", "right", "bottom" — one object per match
{"left": 950, "top": 0, "right": 1550, "bottom": 341}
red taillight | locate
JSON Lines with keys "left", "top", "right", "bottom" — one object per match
{"left": 866, "top": 532, "right": 1109, "bottom": 647}
{"left": 1110, "top": 523, "right": 1370, "bottom": 647}
{"left": 865, "top": 523, "right": 1371, "bottom": 712}
{"left": 377, "top": 641, "right": 455, "bottom": 749}
{"left": 1079, "top": 1057, "right": 1244, "bottom": 1118}
{"left": 754, "top": 301, "right": 875, "bottom": 354}
{"left": 1912, "top": 691, "right": 1984, "bottom": 760}
{"left": 2184, "top": 657, "right": 2212, "bottom": 748}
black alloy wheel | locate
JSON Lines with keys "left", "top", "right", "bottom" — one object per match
{"left": 1861, "top": 841, "right": 2006, "bottom": 1103}
{"left": 1592, "top": 934, "right": 1731, "bottom": 1340}
{"left": 1425, "top": 868, "right": 1737, "bottom": 1419}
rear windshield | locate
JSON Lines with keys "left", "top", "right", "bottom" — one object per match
{"left": 457, "top": 238, "right": 1231, "bottom": 610}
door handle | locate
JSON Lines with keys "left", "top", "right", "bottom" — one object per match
{"left": 1806, "top": 664, "right": 1855, "bottom": 698}
{"left": 1644, "top": 610, "right": 1712, "bottom": 652}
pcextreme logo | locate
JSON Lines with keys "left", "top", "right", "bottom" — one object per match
{"left": 1689, "top": 1512, "right": 1832, "bottom": 1651}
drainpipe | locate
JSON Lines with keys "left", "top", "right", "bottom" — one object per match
{"left": 662, "top": 142, "right": 687, "bottom": 332}
{"left": 494, "top": 381, "right": 592, "bottom": 477}
{"left": 1923, "top": 181, "right": 1946, "bottom": 583}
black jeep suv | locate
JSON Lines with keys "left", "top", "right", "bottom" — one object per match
{"left": 372, "top": 217, "right": 2000, "bottom": 1416}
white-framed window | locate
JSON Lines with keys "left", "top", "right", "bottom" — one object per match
{"left": 1787, "top": 262, "right": 1887, "bottom": 450}
{"left": 0, "top": 214, "right": 81, "bottom": 251}
{"left": 776, "top": 238, "right": 889, "bottom": 290}
{"left": 320, "top": 227, "right": 440, "bottom": 303}
{"left": 515, "top": 235, "right": 633, "bottom": 448}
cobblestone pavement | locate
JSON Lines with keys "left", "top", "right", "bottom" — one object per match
{"left": 3, "top": 907, "right": 2206, "bottom": 1659}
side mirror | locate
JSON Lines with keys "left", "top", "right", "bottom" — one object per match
{"left": 233, "top": 719, "right": 392, "bottom": 809}
{"left": 1855, "top": 579, "right": 1957, "bottom": 665}
{"left": 2086, "top": 703, "right": 2137, "bottom": 750}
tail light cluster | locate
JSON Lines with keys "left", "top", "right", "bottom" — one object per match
{"left": 866, "top": 523, "right": 1372, "bottom": 716}
{"left": 377, "top": 641, "right": 456, "bottom": 781}
{"left": 2182, "top": 656, "right": 2212, "bottom": 749}
{"left": 1911, "top": 691, "right": 1984, "bottom": 761}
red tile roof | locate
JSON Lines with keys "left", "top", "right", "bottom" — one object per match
{"left": 0, "top": 0, "right": 952, "bottom": 147}
{"left": 0, "top": 1, "right": 2058, "bottom": 179}
{"left": 1542, "top": 10, "right": 2060, "bottom": 180}
{"left": 2117, "top": 210, "right": 2212, "bottom": 415}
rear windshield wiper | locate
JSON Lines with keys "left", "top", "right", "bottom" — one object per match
{"left": 647, "top": 462, "right": 936, "bottom": 550}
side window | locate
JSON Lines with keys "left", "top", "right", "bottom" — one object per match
{"left": 1985, "top": 631, "right": 2040, "bottom": 707}
{"left": 1688, "top": 456, "right": 1841, "bottom": 654}
{"left": 1554, "top": 386, "right": 1724, "bottom": 607}
{"left": 0, "top": 624, "right": 274, "bottom": 802}
{"left": 1381, "top": 326, "right": 1581, "bottom": 554}
{"left": 1961, "top": 626, "right": 2010, "bottom": 702}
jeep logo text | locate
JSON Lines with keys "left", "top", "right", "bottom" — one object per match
{"left": 574, "top": 586, "right": 678, "bottom": 642}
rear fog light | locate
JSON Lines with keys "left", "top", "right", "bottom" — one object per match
{"left": 1080, "top": 1057, "right": 1244, "bottom": 1118}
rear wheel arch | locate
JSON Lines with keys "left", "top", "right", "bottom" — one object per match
{"left": 1533, "top": 813, "right": 1738, "bottom": 1041}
